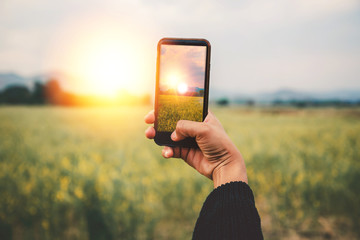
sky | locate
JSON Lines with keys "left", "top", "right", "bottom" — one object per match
{"left": 159, "top": 45, "right": 206, "bottom": 91}
{"left": 0, "top": 0, "right": 360, "bottom": 94}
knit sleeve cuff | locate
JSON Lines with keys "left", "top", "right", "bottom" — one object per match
{"left": 198, "top": 181, "right": 256, "bottom": 219}
{"left": 193, "top": 181, "right": 263, "bottom": 240}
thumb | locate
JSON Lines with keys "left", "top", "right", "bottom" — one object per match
{"left": 171, "top": 120, "right": 205, "bottom": 141}
{"left": 204, "top": 111, "right": 222, "bottom": 127}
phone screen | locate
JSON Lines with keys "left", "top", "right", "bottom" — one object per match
{"left": 157, "top": 44, "right": 207, "bottom": 132}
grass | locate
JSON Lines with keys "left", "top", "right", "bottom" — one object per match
{"left": 157, "top": 95, "right": 203, "bottom": 132}
{"left": 0, "top": 106, "right": 359, "bottom": 239}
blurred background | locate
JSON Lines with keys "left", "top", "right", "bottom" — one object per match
{"left": 0, "top": 0, "right": 360, "bottom": 239}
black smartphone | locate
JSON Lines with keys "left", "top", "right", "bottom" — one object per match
{"left": 154, "top": 38, "right": 211, "bottom": 148}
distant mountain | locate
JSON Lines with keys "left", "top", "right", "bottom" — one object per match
{"left": 0, "top": 73, "right": 31, "bottom": 90}
{"left": 255, "top": 89, "right": 312, "bottom": 102}
{"left": 0, "top": 72, "right": 68, "bottom": 91}
{"left": 210, "top": 88, "right": 360, "bottom": 103}
{"left": 209, "top": 88, "right": 242, "bottom": 100}
{"left": 255, "top": 89, "right": 360, "bottom": 102}
{"left": 312, "top": 89, "right": 360, "bottom": 101}
{"left": 188, "top": 87, "right": 204, "bottom": 93}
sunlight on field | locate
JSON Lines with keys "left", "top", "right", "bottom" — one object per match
{"left": 158, "top": 95, "right": 203, "bottom": 132}
{"left": 0, "top": 106, "right": 359, "bottom": 239}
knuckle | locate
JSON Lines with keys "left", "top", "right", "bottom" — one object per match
{"left": 176, "top": 120, "right": 185, "bottom": 130}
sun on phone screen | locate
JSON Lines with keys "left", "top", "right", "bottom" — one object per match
{"left": 158, "top": 45, "right": 206, "bottom": 132}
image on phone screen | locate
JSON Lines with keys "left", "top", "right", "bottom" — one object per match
{"left": 157, "top": 44, "right": 207, "bottom": 132}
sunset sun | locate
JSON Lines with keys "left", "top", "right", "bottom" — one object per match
{"left": 75, "top": 42, "right": 132, "bottom": 97}
{"left": 177, "top": 82, "right": 188, "bottom": 94}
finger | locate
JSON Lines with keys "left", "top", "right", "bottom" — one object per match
{"left": 162, "top": 146, "right": 173, "bottom": 158}
{"left": 204, "top": 110, "right": 213, "bottom": 123}
{"left": 180, "top": 147, "right": 191, "bottom": 161}
{"left": 145, "top": 126, "right": 156, "bottom": 139}
{"left": 166, "top": 147, "right": 191, "bottom": 160}
{"left": 204, "top": 111, "right": 225, "bottom": 132}
{"left": 173, "top": 147, "right": 181, "bottom": 158}
{"left": 182, "top": 149, "right": 199, "bottom": 170}
{"left": 144, "top": 110, "right": 155, "bottom": 124}
{"left": 171, "top": 120, "right": 205, "bottom": 141}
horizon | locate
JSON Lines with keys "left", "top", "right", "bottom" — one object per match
{"left": 1, "top": 71, "right": 360, "bottom": 97}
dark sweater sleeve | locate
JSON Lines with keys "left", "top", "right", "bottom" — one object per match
{"left": 192, "top": 181, "right": 263, "bottom": 240}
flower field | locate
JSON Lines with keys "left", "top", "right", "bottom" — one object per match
{"left": 157, "top": 95, "right": 203, "bottom": 132}
{"left": 0, "top": 106, "right": 359, "bottom": 240}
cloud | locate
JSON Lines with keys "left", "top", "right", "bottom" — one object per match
{"left": 159, "top": 44, "right": 206, "bottom": 90}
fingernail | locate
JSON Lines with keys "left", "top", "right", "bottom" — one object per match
{"left": 171, "top": 131, "right": 176, "bottom": 140}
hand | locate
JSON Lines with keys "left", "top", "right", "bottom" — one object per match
{"left": 144, "top": 110, "right": 248, "bottom": 188}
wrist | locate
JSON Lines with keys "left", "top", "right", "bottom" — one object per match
{"left": 212, "top": 151, "right": 248, "bottom": 188}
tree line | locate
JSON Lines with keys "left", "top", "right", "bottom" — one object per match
{"left": 0, "top": 79, "right": 151, "bottom": 106}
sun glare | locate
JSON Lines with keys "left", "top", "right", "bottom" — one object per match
{"left": 54, "top": 21, "right": 150, "bottom": 99}
{"left": 163, "top": 72, "right": 189, "bottom": 94}
{"left": 167, "top": 73, "right": 180, "bottom": 89}
{"left": 74, "top": 41, "right": 133, "bottom": 98}
{"left": 82, "top": 46, "right": 129, "bottom": 97}
{"left": 177, "top": 82, "right": 188, "bottom": 94}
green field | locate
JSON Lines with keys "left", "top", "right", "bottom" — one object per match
{"left": 157, "top": 95, "right": 203, "bottom": 132}
{"left": 0, "top": 106, "right": 360, "bottom": 240}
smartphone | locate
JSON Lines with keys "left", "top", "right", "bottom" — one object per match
{"left": 154, "top": 38, "right": 211, "bottom": 148}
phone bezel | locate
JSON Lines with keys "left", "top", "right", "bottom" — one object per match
{"left": 154, "top": 38, "right": 211, "bottom": 148}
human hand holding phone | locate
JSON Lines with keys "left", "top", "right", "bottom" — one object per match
{"left": 145, "top": 110, "right": 248, "bottom": 188}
